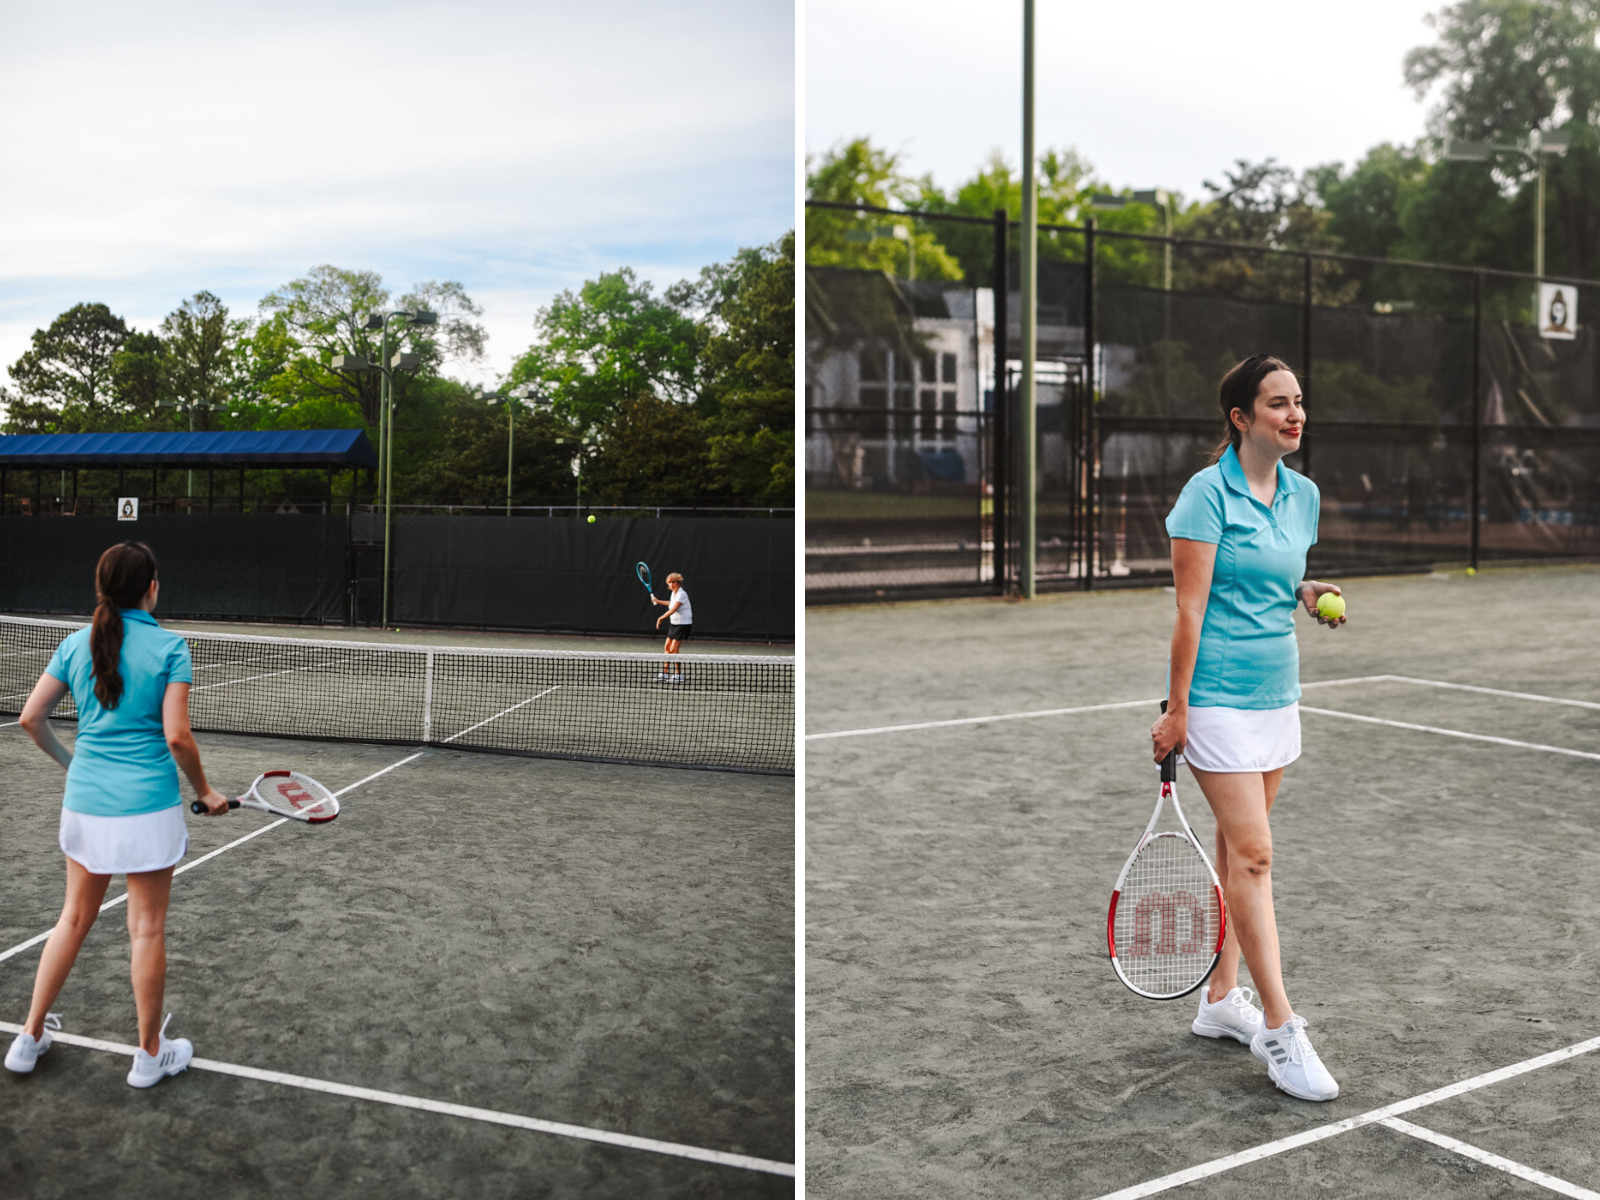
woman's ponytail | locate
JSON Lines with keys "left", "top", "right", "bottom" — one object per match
{"left": 90, "top": 542, "right": 157, "bottom": 709}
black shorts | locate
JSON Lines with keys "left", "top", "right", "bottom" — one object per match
{"left": 665, "top": 624, "right": 692, "bottom": 642}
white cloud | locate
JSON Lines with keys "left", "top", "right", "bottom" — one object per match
{"left": 806, "top": 0, "right": 1440, "bottom": 203}
{"left": 0, "top": 0, "right": 795, "bottom": 387}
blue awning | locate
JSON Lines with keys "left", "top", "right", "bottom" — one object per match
{"left": 0, "top": 429, "right": 378, "bottom": 469}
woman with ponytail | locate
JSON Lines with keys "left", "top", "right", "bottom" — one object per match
{"left": 1150, "top": 355, "right": 1347, "bottom": 1103}
{"left": 6, "top": 542, "right": 229, "bottom": 1089}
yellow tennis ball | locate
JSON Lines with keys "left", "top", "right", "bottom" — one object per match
{"left": 587, "top": 514, "right": 596, "bottom": 524}
{"left": 1466, "top": 567, "right": 1476, "bottom": 576}
{"left": 1316, "top": 592, "right": 1346, "bottom": 620}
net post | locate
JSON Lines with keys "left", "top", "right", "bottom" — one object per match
{"left": 422, "top": 649, "right": 435, "bottom": 744}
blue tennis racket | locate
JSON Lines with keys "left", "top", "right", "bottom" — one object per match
{"left": 636, "top": 561, "right": 654, "bottom": 600}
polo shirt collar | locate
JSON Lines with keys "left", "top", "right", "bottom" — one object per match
{"left": 120, "top": 608, "right": 158, "bottom": 626}
{"left": 1219, "top": 444, "right": 1301, "bottom": 502}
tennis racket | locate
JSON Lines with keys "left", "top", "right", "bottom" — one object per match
{"left": 191, "top": 770, "right": 339, "bottom": 824}
{"left": 1107, "top": 703, "right": 1225, "bottom": 1000}
{"left": 636, "top": 561, "right": 654, "bottom": 600}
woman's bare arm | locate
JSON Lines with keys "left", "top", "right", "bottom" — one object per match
{"left": 162, "top": 682, "right": 229, "bottom": 815}
{"left": 19, "top": 674, "right": 72, "bottom": 771}
{"left": 1152, "top": 538, "right": 1217, "bottom": 762}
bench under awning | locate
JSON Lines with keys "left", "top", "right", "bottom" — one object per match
{"left": 0, "top": 429, "right": 378, "bottom": 469}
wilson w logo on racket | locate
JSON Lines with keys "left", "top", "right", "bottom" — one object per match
{"left": 1107, "top": 703, "right": 1226, "bottom": 999}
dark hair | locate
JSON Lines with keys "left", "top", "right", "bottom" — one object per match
{"left": 1210, "top": 354, "right": 1296, "bottom": 463}
{"left": 91, "top": 542, "right": 158, "bottom": 709}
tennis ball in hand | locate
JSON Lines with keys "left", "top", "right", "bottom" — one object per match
{"left": 587, "top": 514, "right": 596, "bottom": 523}
{"left": 1316, "top": 592, "right": 1346, "bottom": 620}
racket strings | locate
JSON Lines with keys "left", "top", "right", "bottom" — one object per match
{"left": 1113, "top": 832, "right": 1221, "bottom": 997}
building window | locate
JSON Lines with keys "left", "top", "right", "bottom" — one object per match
{"left": 941, "top": 391, "right": 958, "bottom": 438}
{"left": 920, "top": 389, "right": 937, "bottom": 438}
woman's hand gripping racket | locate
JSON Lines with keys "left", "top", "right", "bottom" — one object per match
{"left": 192, "top": 770, "right": 339, "bottom": 824}
{"left": 1107, "top": 703, "right": 1225, "bottom": 999}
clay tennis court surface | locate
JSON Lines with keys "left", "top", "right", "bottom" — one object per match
{"left": 0, "top": 711, "right": 794, "bottom": 1196}
{"left": 807, "top": 563, "right": 1600, "bottom": 1198}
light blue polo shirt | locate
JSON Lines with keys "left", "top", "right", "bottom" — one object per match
{"left": 1165, "top": 446, "right": 1319, "bottom": 709}
{"left": 46, "top": 610, "right": 194, "bottom": 817}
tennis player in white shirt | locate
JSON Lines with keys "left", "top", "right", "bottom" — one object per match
{"left": 651, "top": 572, "right": 693, "bottom": 683}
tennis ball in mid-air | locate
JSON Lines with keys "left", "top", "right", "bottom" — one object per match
{"left": 1316, "top": 593, "right": 1346, "bottom": 620}
{"left": 587, "top": 514, "right": 596, "bottom": 524}
{"left": 1466, "top": 567, "right": 1477, "bottom": 576}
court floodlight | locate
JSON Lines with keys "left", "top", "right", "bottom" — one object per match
{"left": 1443, "top": 137, "right": 1494, "bottom": 162}
{"left": 409, "top": 309, "right": 439, "bottom": 326}
{"left": 390, "top": 351, "right": 421, "bottom": 371}
{"left": 332, "top": 354, "right": 373, "bottom": 373}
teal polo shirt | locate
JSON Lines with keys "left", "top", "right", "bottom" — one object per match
{"left": 46, "top": 610, "right": 194, "bottom": 816}
{"left": 1165, "top": 446, "right": 1320, "bottom": 709}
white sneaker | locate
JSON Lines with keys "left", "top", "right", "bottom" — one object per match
{"left": 126, "top": 1014, "right": 193, "bottom": 1089}
{"left": 654, "top": 672, "right": 671, "bottom": 682}
{"left": 1251, "top": 1014, "right": 1339, "bottom": 1101}
{"left": 1192, "top": 986, "right": 1263, "bottom": 1044}
{"left": 4, "top": 1013, "right": 61, "bottom": 1073}
{"left": 667, "top": 675, "right": 683, "bottom": 684}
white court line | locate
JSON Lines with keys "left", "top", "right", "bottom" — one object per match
{"left": 0, "top": 1022, "right": 793, "bottom": 1178}
{"left": 0, "top": 753, "right": 423, "bottom": 966}
{"left": 1300, "top": 706, "right": 1600, "bottom": 762}
{"left": 1379, "top": 1118, "right": 1600, "bottom": 1199}
{"left": 1088, "top": 1034, "right": 1600, "bottom": 1199}
{"left": 443, "top": 685, "right": 560, "bottom": 744}
{"left": 1366, "top": 675, "right": 1600, "bottom": 712}
{"left": 805, "top": 698, "right": 1159, "bottom": 741}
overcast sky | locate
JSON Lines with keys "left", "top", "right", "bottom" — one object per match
{"left": 0, "top": 0, "right": 794, "bottom": 392}
{"left": 807, "top": 0, "right": 1446, "bottom": 206}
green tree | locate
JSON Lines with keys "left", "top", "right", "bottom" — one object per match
{"left": 804, "top": 139, "right": 963, "bottom": 280}
{"left": 161, "top": 291, "right": 233, "bottom": 430}
{"left": 585, "top": 391, "right": 718, "bottom": 503}
{"left": 6, "top": 303, "right": 130, "bottom": 432}
{"left": 257, "top": 266, "right": 485, "bottom": 427}
{"left": 1404, "top": 1, "right": 1600, "bottom": 276}
{"left": 111, "top": 332, "right": 168, "bottom": 426}
{"left": 1177, "top": 160, "right": 1354, "bottom": 303}
{"left": 509, "top": 267, "right": 702, "bottom": 429}
{"left": 698, "top": 233, "right": 795, "bottom": 501}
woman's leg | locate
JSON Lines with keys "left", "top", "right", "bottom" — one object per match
{"left": 1191, "top": 766, "right": 1292, "bottom": 1027}
{"left": 124, "top": 867, "right": 174, "bottom": 1056}
{"left": 1204, "top": 768, "right": 1283, "bottom": 1001}
{"left": 24, "top": 857, "right": 112, "bottom": 1039}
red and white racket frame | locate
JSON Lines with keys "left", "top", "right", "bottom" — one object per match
{"left": 191, "top": 769, "right": 339, "bottom": 824}
{"left": 1106, "top": 708, "right": 1227, "bottom": 1000}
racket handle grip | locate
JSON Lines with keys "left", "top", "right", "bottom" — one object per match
{"left": 1158, "top": 701, "right": 1178, "bottom": 783}
{"left": 191, "top": 799, "right": 241, "bottom": 814}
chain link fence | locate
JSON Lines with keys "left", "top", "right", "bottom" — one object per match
{"left": 806, "top": 201, "right": 1600, "bottom": 602}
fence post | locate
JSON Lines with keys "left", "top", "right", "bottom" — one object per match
{"left": 992, "top": 206, "right": 1009, "bottom": 593}
{"left": 1301, "top": 252, "right": 1314, "bottom": 481}
{"left": 1083, "top": 216, "right": 1097, "bottom": 590}
{"left": 1471, "top": 271, "right": 1483, "bottom": 570}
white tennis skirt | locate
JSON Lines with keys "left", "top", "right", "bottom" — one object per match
{"left": 1181, "top": 702, "right": 1302, "bottom": 774}
{"left": 59, "top": 806, "right": 188, "bottom": 875}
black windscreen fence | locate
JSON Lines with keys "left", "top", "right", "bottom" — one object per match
{"left": 806, "top": 202, "right": 1600, "bottom": 602}
{"left": 0, "top": 512, "right": 793, "bottom": 641}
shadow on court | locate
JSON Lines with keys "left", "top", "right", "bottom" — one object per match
{"left": 806, "top": 563, "right": 1600, "bottom": 1198}
{"left": 0, "top": 728, "right": 794, "bottom": 1198}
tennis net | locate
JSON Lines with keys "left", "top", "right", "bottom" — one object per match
{"left": 0, "top": 615, "right": 794, "bottom": 775}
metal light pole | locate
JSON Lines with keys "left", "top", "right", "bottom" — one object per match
{"left": 1444, "top": 130, "right": 1570, "bottom": 278}
{"left": 156, "top": 398, "right": 215, "bottom": 496}
{"left": 1020, "top": 0, "right": 1037, "bottom": 599}
{"left": 334, "top": 308, "right": 435, "bottom": 627}
{"left": 479, "top": 384, "right": 548, "bottom": 514}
